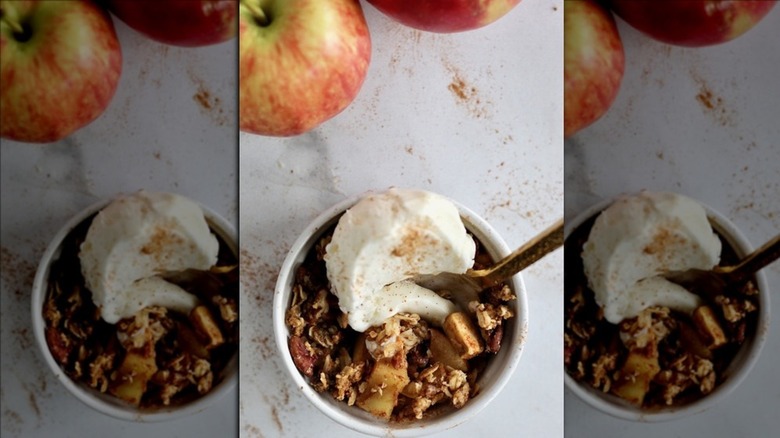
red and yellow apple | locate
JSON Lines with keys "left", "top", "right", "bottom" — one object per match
{"left": 106, "top": 0, "right": 237, "bottom": 47}
{"left": 365, "top": 0, "right": 522, "bottom": 33}
{"left": 609, "top": 0, "right": 776, "bottom": 47}
{"left": 0, "top": 0, "right": 122, "bottom": 143}
{"left": 564, "top": 0, "right": 624, "bottom": 138}
{"left": 239, "top": 0, "right": 371, "bottom": 137}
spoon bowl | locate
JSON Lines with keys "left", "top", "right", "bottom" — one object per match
{"left": 664, "top": 233, "right": 780, "bottom": 301}
{"left": 415, "top": 219, "right": 563, "bottom": 307}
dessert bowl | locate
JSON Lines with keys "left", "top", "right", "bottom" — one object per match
{"left": 273, "top": 190, "right": 529, "bottom": 436}
{"left": 564, "top": 193, "right": 770, "bottom": 422}
{"left": 31, "top": 194, "right": 238, "bottom": 422}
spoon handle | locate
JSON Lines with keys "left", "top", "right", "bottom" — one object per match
{"left": 468, "top": 218, "right": 564, "bottom": 286}
{"left": 725, "top": 233, "right": 780, "bottom": 284}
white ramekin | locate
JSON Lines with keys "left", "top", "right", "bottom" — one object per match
{"left": 31, "top": 195, "right": 238, "bottom": 422}
{"left": 274, "top": 190, "right": 529, "bottom": 436}
{"left": 564, "top": 193, "right": 770, "bottom": 422}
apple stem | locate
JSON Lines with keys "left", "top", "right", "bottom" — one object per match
{"left": 243, "top": 1, "right": 269, "bottom": 27}
{"left": 1, "top": 15, "right": 25, "bottom": 35}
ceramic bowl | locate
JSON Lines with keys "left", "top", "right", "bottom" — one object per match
{"left": 563, "top": 193, "right": 770, "bottom": 422}
{"left": 31, "top": 194, "right": 238, "bottom": 422}
{"left": 273, "top": 190, "right": 529, "bottom": 436}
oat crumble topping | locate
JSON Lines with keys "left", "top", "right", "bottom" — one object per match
{"left": 287, "top": 227, "right": 515, "bottom": 421}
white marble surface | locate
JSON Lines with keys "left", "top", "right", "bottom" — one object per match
{"left": 564, "top": 7, "right": 780, "bottom": 437}
{"left": 0, "top": 17, "right": 238, "bottom": 438}
{"left": 238, "top": 1, "right": 563, "bottom": 437}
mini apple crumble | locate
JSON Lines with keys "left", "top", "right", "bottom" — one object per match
{"left": 286, "top": 226, "right": 515, "bottom": 421}
{"left": 564, "top": 214, "right": 759, "bottom": 408}
{"left": 42, "top": 214, "right": 238, "bottom": 409}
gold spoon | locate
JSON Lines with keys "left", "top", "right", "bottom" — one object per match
{"left": 664, "top": 232, "right": 780, "bottom": 300}
{"left": 415, "top": 218, "right": 564, "bottom": 306}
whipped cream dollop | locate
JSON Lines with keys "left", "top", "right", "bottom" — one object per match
{"left": 80, "top": 191, "right": 219, "bottom": 324}
{"left": 324, "top": 189, "right": 475, "bottom": 332}
{"left": 582, "top": 191, "right": 721, "bottom": 324}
